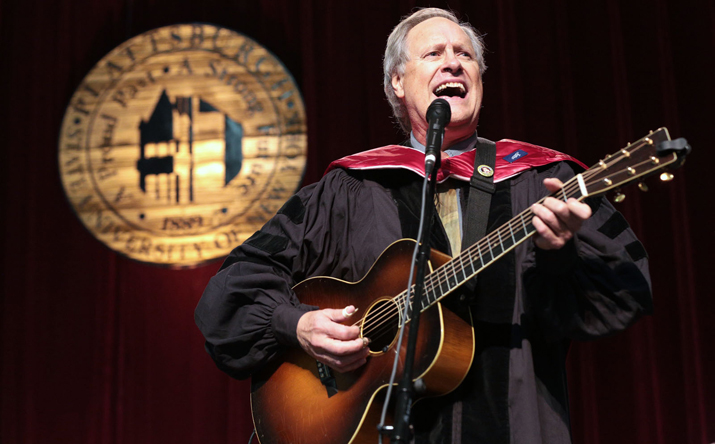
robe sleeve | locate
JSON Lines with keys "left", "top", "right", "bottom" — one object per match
{"left": 194, "top": 168, "right": 401, "bottom": 379}
{"left": 521, "top": 162, "right": 653, "bottom": 341}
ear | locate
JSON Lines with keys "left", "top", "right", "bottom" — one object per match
{"left": 391, "top": 74, "right": 405, "bottom": 99}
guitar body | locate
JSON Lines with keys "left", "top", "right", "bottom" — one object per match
{"left": 250, "top": 239, "right": 475, "bottom": 444}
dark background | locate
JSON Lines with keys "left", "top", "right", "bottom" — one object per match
{"left": 1, "top": 0, "right": 713, "bottom": 443}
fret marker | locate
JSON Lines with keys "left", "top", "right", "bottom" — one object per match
{"left": 577, "top": 173, "right": 588, "bottom": 197}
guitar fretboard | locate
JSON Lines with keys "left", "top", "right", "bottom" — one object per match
{"left": 402, "top": 182, "right": 585, "bottom": 317}
{"left": 354, "top": 127, "right": 683, "bottom": 351}
{"left": 361, "top": 127, "right": 679, "bottom": 325}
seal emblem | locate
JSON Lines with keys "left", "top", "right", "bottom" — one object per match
{"left": 58, "top": 24, "right": 307, "bottom": 267}
{"left": 477, "top": 164, "right": 494, "bottom": 177}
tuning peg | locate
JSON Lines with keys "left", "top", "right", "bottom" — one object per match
{"left": 638, "top": 182, "right": 649, "bottom": 192}
{"left": 660, "top": 172, "right": 674, "bottom": 182}
{"left": 613, "top": 189, "right": 626, "bottom": 203}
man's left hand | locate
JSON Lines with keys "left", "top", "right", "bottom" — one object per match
{"left": 532, "top": 178, "right": 592, "bottom": 250}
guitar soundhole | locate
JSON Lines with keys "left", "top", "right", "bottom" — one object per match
{"left": 361, "top": 298, "right": 400, "bottom": 354}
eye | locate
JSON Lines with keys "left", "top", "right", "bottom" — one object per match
{"left": 425, "top": 50, "right": 440, "bottom": 57}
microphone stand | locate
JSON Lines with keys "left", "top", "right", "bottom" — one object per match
{"left": 389, "top": 162, "right": 438, "bottom": 444}
{"left": 389, "top": 100, "right": 449, "bottom": 444}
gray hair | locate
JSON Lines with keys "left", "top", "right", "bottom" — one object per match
{"left": 383, "top": 8, "right": 486, "bottom": 134}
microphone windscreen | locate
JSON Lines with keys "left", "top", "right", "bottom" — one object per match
{"left": 426, "top": 98, "right": 451, "bottom": 126}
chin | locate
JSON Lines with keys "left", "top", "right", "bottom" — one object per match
{"left": 448, "top": 112, "right": 478, "bottom": 128}
{"left": 447, "top": 115, "right": 479, "bottom": 133}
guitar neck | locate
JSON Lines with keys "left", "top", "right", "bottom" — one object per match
{"left": 414, "top": 177, "right": 583, "bottom": 314}
{"left": 395, "top": 127, "right": 685, "bottom": 317}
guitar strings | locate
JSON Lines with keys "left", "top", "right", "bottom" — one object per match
{"left": 356, "top": 207, "right": 538, "bottom": 340}
{"left": 356, "top": 155, "right": 616, "bottom": 340}
{"left": 356, "top": 182, "right": 575, "bottom": 340}
{"left": 358, "top": 196, "right": 576, "bottom": 341}
{"left": 357, "top": 190, "right": 559, "bottom": 338}
{"left": 414, "top": 139, "right": 653, "bottom": 303}
{"left": 354, "top": 140, "right": 652, "bottom": 341}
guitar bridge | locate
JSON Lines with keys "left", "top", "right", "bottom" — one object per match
{"left": 316, "top": 361, "right": 338, "bottom": 398}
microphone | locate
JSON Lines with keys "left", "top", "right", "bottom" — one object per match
{"left": 424, "top": 98, "right": 451, "bottom": 176}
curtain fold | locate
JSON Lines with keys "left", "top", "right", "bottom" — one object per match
{"left": 1, "top": 1, "right": 712, "bottom": 443}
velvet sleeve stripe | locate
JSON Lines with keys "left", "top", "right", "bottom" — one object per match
{"left": 597, "top": 211, "right": 631, "bottom": 239}
{"left": 625, "top": 240, "right": 648, "bottom": 262}
{"left": 245, "top": 231, "right": 290, "bottom": 255}
{"left": 584, "top": 195, "right": 603, "bottom": 214}
{"left": 277, "top": 195, "right": 306, "bottom": 224}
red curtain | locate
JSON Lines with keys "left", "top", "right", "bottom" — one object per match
{"left": 1, "top": 1, "right": 713, "bottom": 443}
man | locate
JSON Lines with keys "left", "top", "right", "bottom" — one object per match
{"left": 195, "top": 8, "right": 652, "bottom": 444}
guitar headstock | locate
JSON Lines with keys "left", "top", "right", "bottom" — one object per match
{"left": 582, "top": 128, "right": 691, "bottom": 199}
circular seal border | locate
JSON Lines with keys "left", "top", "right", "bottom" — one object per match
{"left": 58, "top": 24, "right": 307, "bottom": 268}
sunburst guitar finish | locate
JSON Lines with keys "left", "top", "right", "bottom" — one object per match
{"left": 250, "top": 240, "right": 475, "bottom": 444}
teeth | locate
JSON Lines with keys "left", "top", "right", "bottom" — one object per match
{"left": 435, "top": 82, "right": 466, "bottom": 95}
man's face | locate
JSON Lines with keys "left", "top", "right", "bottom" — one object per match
{"left": 392, "top": 17, "right": 483, "bottom": 143}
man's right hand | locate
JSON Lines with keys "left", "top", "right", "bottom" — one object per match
{"left": 296, "top": 305, "right": 370, "bottom": 373}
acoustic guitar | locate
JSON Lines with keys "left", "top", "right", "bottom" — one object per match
{"left": 250, "top": 128, "right": 689, "bottom": 444}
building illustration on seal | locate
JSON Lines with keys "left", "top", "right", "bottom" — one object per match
{"left": 137, "top": 89, "right": 244, "bottom": 204}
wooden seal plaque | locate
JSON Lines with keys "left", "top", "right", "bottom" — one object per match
{"left": 58, "top": 24, "right": 307, "bottom": 267}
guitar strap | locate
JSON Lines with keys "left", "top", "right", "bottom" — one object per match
{"left": 462, "top": 138, "right": 497, "bottom": 249}
{"left": 459, "top": 138, "right": 497, "bottom": 293}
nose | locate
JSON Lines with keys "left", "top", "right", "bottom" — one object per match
{"left": 442, "top": 50, "right": 463, "bottom": 74}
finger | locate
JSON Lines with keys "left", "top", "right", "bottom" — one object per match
{"left": 321, "top": 306, "right": 362, "bottom": 340}
{"left": 541, "top": 198, "right": 591, "bottom": 234}
{"left": 320, "top": 320, "right": 361, "bottom": 341}
{"left": 341, "top": 305, "right": 358, "bottom": 318}
{"left": 327, "top": 306, "right": 358, "bottom": 322}
{"left": 541, "top": 197, "right": 570, "bottom": 219}
{"left": 337, "top": 355, "right": 369, "bottom": 373}
{"left": 566, "top": 198, "right": 592, "bottom": 221}
{"left": 300, "top": 310, "right": 361, "bottom": 343}
{"left": 321, "top": 346, "right": 370, "bottom": 373}
{"left": 542, "top": 197, "right": 591, "bottom": 222}
{"left": 325, "top": 337, "right": 368, "bottom": 355}
{"left": 532, "top": 215, "right": 564, "bottom": 250}
{"left": 543, "top": 177, "right": 564, "bottom": 192}
{"left": 540, "top": 202, "right": 569, "bottom": 235}
{"left": 307, "top": 335, "right": 362, "bottom": 356}
{"left": 532, "top": 201, "right": 568, "bottom": 235}
{"left": 297, "top": 310, "right": 356, "bottom": 349}
{"left": 542, "top": 176, "right": 592, "bottom": 222}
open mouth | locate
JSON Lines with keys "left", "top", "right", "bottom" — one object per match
{"left": 434, "top": 82, "right": 467, "bottom": 99}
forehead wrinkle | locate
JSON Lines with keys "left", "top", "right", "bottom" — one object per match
{"left": 406, "top": 22, "right": 474, "bottom": 60}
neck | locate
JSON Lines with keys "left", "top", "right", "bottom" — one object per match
{"left": 411, "top": 130, "right": 477, "bottom": 157}
{"left": 412, "top": 126, "right": 476, "bottom": 151}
